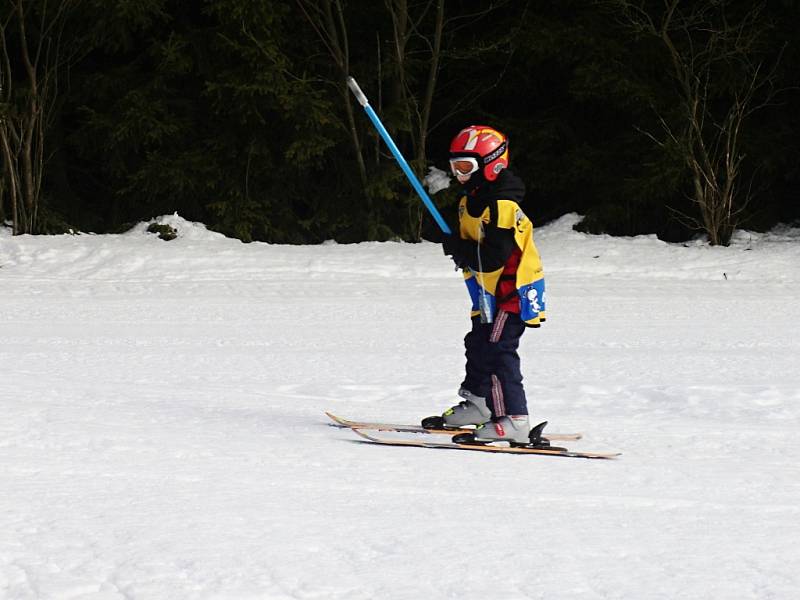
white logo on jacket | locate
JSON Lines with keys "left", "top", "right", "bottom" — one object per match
{"left": 526, "top": 287, "right": 542, "bottom": 312}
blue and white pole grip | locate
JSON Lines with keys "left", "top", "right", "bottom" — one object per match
{"left": 347, "top": 76, "right": 451, "bottom": 235}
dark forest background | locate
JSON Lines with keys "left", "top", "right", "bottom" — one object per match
{"left": 2, "top": 0, "right": 799, "bottom": 245}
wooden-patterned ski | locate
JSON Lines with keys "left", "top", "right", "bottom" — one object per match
{"left": 346, "top": 427, "right": 621, "bottom": 460}
{"left": 325, "top": 412, "right": 583, "bottom": 442}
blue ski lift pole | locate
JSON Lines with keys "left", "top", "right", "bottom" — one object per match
{"left": 347, "top": 76, "right": 451, "bottom": 235}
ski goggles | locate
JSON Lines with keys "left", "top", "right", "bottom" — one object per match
{"left": 449, "top": 157, "right": 480, "bottom": 177}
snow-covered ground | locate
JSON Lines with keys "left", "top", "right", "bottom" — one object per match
{"left": 2, "top": 213, "right": 799, "bottom": 600}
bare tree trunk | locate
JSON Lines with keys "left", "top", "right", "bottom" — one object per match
{"left": 325, "top": 0, "right": 369, "bottom": 187}
{"left": 296, "top": 0, "right": 375, "bottom": 235}
{"left": 386, "top": 0, "right": 447, "bottom": 240}
{"left": 417, "top": 0, "right": 444, "bottom": 168}
{"left": 413, "top": 0, "right": 444, "bottom": 239}
{"left": 609, "top": 0, "right": 779, "bottom": 246}
{"left": 387, "top": 0, "right": 409, "bottom": 140}
{"left": 18, "top": 0, "right": 37, "bottom": 232}
{"left": 1, "top": 0, "right": 76, "bottom": 235}
{"left": 1, "top": 129, "right": 21, "bottom": 233}
{"left": 1, "top": 5, "right": 20, "bottom": 234}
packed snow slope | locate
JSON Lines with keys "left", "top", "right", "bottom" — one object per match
{"left": 2, "top": 213, "right": 800, "bottom": 600}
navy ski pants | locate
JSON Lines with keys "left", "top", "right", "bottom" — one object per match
{"left": 460, "top": 309, "right": 528, "bottom": 417}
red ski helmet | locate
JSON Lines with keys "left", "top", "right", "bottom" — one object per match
{"left": 449, "top": 125, "right": 509, "bottom": 182}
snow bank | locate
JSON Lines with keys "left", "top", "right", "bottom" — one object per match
{"left": 3, "top": 212, "right": 798, "bottom": 283}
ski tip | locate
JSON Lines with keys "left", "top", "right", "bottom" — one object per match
{"left": 348, "top": 428, "right": 377, "bottom": 441}
{"left": 324, "top": 411, "right": 347, "bottom": 426}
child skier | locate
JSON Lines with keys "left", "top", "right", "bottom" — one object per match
{"left": 422, "top": 125, "right": 546, "bottom": 444}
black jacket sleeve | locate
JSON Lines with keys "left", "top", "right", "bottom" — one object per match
{"left": 457, "top": 224, "right": 516, "bottom": 272}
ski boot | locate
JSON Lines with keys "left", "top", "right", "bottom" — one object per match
{"left": 453, "top": 418, "right": 567, "bottom": 449}
{"left": 421, "top": 388, "right": 492, "bottom": 430}
{"left": 471, "top": 415, "right": 531, "bottom": 444}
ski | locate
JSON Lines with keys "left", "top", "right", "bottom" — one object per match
{"left": 325, "top": 412, "right": 583, "bottom": 442}
{"left": 346, "top": 428, "right": 621, "bottom": 460}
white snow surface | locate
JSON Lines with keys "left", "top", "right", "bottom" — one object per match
{"left": 1, "top": 213, "right": 800, "bottom": 599}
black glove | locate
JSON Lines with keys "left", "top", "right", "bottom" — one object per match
{"left": 442, "top": 234, "right": 469, "bottom": 269}
{"left": 442, "top": 233, "right": 460, "bottom": 256}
